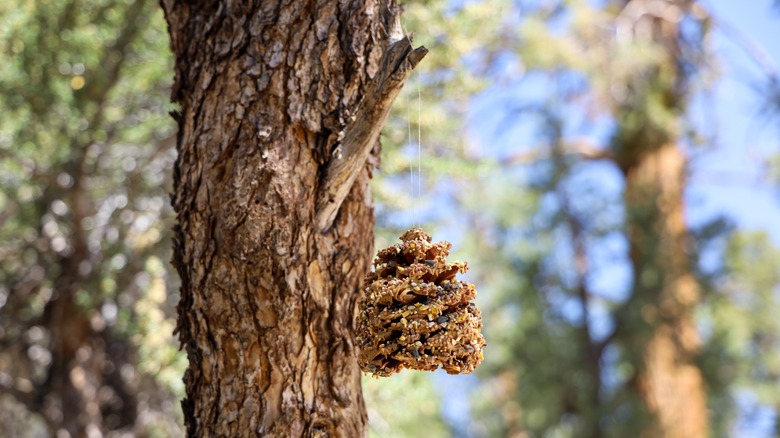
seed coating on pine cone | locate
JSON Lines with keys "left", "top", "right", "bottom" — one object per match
{"left": 356, "top": 228, "right": 486, "bottom": 377}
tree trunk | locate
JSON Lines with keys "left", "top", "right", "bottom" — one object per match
{"left": 623, "top": 144, "right": 708, "bottom": 438}
{"left": 161, "top": 1, "right": 424, "bottom": 435}
{"left": 611, "top": 1, "right": 709, "bottom": 435}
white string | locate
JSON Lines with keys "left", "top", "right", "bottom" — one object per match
{"left": 416, "top": 68, "right": 422, "bottom": 228}
{"left": 406, "top": 64, "right": 415, "bottom": 225}
{"left": 402, "top": 22, "right": 421, "bottom": 227}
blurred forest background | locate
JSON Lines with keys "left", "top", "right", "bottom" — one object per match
{"left": 1, "top": 0, "right": 779, "bottom": 437}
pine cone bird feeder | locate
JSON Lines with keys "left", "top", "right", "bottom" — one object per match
{"left": 356, "top": 228, "right": 486, "bottom": 377}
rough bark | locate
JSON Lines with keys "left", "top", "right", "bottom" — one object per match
{"left": 161, "top": 1, "right": 424, "bottom": 435}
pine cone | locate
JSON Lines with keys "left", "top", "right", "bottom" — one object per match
{"left": 356, "top": 228, "right": 486, "bottom": 377}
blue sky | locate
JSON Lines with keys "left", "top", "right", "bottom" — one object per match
{"left": 688, "top": 0, "right": 780, "bottom": 243}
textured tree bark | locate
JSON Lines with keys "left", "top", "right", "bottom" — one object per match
{"left": 161, "top": 1, "right": 424, "bottom": 435}
{"left": 623, "top": 144, "right": 708, "bottom": 438}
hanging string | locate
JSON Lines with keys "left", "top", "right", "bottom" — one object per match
{"left": 402, "top": 23, "right": 421, "bottom": 227}
{"left": 406, "top": 63, "right": 415, "bottom": 225}
{"left": 416, "top": 67, "right": 422, "bottom": 227}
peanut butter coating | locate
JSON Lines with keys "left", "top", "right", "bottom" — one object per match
{"left": 356, "top": 228, "right": 486, "bottom": 377}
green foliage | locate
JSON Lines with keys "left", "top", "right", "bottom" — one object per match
{"left": 376, "top": 0, "right": 513, "bottom": 214}
{"left": 700, "top": 231, "right": 780, "bottom": 410}
{"left": 364, "top": 371, "right": 451, "bottom": 438}
{"left": 0, "top": 0, "right": 183, "bottom": 432}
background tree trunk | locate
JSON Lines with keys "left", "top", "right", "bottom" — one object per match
{"left": 0, "top": 1, "right": 158, "bottom": 435}
{"left": 623, "top": 144, "right": 708, "bottom": 438}
{"left": 615, "top": 1, "right": 709, "bottom": 435}
{"left": 161, "top": 1, "right": 422, "bottom": 435}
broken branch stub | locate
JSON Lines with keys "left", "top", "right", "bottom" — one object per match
{"left": 356, "top": 228, "right": 486, "bottom": 377}
{"left": 316, "top": 38, "right": 428, "bottom": 233}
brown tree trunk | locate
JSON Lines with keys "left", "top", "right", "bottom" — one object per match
{"left": 161, "top": 1, "right": 424, "bottom": 435}
{"left": 611, "top": 1, "right": 709, "bottom": 435}
{"left": 623, "top": 144, "right": 708, "bottom": 438}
